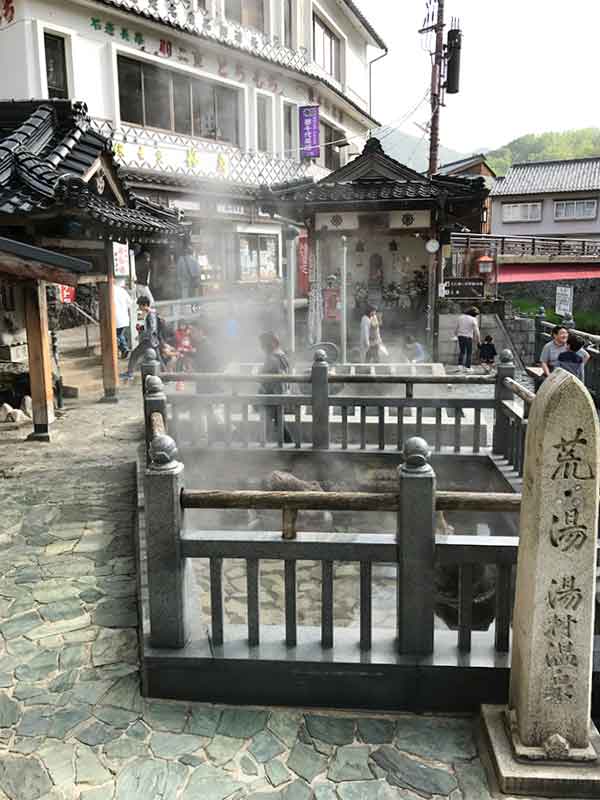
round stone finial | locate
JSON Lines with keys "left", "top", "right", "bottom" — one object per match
{"left": 143, "top": 348, "right": 157, "bottom": 363}
{"left": 149, "top": 434, "right": 178, "bottom": 467}
{"left": 538, "top": 305, "right": 546, "bottom": 316}
{"left": 314, "top": 349, "right": 327, "bottom": 364}
{"left": 145, "top": 375, "right": 164, "bottom": 395}
{"left": 402, "top": 436, "right": 431, "bottom": 468}
{"left": 499, "top": 349, "right": 514, "bottom": 364}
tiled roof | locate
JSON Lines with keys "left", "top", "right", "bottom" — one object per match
{"left": 0, "top": 100, "right": 183, "bottom": 239}
{"left": 490, "top": 157, "right": 600, "bottom": 196}
{"left": 293, "top": 177, "right": 444, "bottom": 204}
{"left": 437, "top": 154, "right": 492, "bottom": 176}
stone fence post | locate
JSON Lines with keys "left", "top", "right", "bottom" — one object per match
{"left": 397, "top": 436, "right": 435, "bottom": 654}
{"left": 145, "top": 434, "right": 190, "bottom": 649}
{"left": 492, "top": 349, "right": 516, "bottom": 456}
{"left": 141, "top": 348, "right": 160, "bottom": 394}
{"left": 311, "top": 349, "right": 330, "bottom": 449}
{"left": 144, "top": 375, "right": 168, "bottom": 462}
{"left": 534, "top": 306, "right": 546, "bottom": 361}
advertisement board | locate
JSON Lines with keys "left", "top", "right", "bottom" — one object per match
{"left": 299, "top": 106, "right": 320, "bottom": 159}
{"left": 555, "top": 285, "right": 573, "bottom": 317}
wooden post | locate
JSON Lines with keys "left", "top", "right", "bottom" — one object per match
{"left": 23, "top": 281, "right": 55, "bottom": 442}
{"left": 98, "top": 243, "right": 119, "bottom": 402}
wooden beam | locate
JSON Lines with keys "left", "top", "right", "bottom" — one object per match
{"left": 23, "top": 281, "right": 54, "bottom": 441}
{"left": 97, "top": 242, "right": 119, "bottom": 402}
{"left": 38, "top": 238, "right": 105, "bottom": 251}
{"left": 0, "top": 253, "right": 81, "bottom": 286}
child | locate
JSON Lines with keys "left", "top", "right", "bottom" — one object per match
{"left": 558, "top": 333, "right": 585, "bottom": 380}
{"left": 479, "top": 335, "right": 497, "bottom": 370}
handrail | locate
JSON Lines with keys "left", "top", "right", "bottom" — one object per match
{"left": 70, "top": 301, "right": 99, "bottom": 326}
{"left": 503, "top": 377, "right": 535, "bottom": 406}
{"left": 161, "top": 372, "right": 496, "bottom": 385}
{"left": 180, "top": 489, "right": 521, "bottom": 513}
{"left": 150, "top": 411, "right": 166, "bottom": 438}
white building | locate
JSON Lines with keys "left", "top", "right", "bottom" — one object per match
{"left": 0, "top": 0, "right": 385, "bottom": 296}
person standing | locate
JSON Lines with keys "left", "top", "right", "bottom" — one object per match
{"left": 135, "top": 252, "right": 155, "bottom": 305}
{"left": 122, "top": 296, "right": 160, "bottom": 381}
{"left": 176, "top": 243, "right": 201, "bottom": 299}
{"left": 541, "top": 325, "right": 589, "bottom": 377}
{"left": 360, "top": 306, "right": 383, "bottom": 363}
{"left": 454, "top": 306, "right": 480, "bottom": 371}
{"left": 113, "top": 280, "right": 132, "bottom": 359}
{"left": 557, "top": 333, "right": 587, "bottom": 381}
{"left": 258, "top": 332, "right": 293, "bottom": 443}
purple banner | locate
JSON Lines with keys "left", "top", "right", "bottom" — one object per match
{"left": 299, "top": 105, "right": 320, "bottom": 159}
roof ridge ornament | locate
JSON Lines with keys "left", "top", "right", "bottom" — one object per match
{"left": 362, "top": 137, "right": 385, "bottom": 156}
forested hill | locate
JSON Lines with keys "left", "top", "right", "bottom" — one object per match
{"left": 487, "top": 129, "right": 600, "bottom": 175}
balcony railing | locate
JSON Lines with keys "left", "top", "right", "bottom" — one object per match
{"left": 91, "top": 118, "right": 310, "bottom": 186}
{"left": 452, "top": 232, "right": 600, "bottom": 258}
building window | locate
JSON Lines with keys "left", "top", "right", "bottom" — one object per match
{"left": 117, "top": 56, "right": 239, "bottom": 145}
{"left": 317, "top": 121, "right": 341, "bottom": 171}
{"left": 239, "top": 234, "right": 279, "bottom": 282}
{"left": 283, "top": 102, "right": 296, "bottom": 158}
{"left": 225, "top": 0, "right": 265, "bottom": 32}
{"left": 256, "top": 94, "right": 272, "bottom": 153}
{"left": 44, "top": 33, "right": 69, "bottom": 99}
{"left": 501, "top": 202, "right": 542, "bottom": 223}
{"left": 284, "top": 0, "right": 293, "bottom": 48}
{"left": 313, "top": 14, "right": 340, "bottom": 80}
{"left": 554, "top": 199, "right": 597, "bottom": 221}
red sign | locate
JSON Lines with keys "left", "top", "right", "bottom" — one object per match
{"left": 297, "top": 232, "right": 309, "bottom": 296}
{"left": 59, "top": 285, "right": 76, "bottom": 304}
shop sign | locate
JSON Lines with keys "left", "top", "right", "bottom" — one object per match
{"left": 112, "top": 241, "right": 130, "bottom": 277}
{"left": 444, "top": 277, "right": 485, "bottom": 299}
{"left": 217, "top": 203, "right": 250, "bottom": 216}
{"left": 555, "top": 285, "right": 573, "bottom": 317}
{"left": 58, "top": 285, "right": 76, "bottom": 304}
{"left": 299, "top": 106, "right": 320, "bottom": 159}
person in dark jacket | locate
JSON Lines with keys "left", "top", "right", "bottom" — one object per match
{"left": 478, "top": 335, "right": 497, "bottom": 371}
{"left": 122, "top": 296, "right": 159, "bottom": 381}
{"left": 258, "top": 332, "right": 293, "bottom": 443}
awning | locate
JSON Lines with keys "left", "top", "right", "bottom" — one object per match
{"left": 499, "top": 264, "right": 600, "bottom": 283}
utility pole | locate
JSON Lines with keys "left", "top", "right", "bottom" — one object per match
{"left": 427, "top": 0, "right": 445, "bottom": 176}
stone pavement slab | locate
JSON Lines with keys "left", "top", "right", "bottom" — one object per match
{"left": 0, "top": 385, "right": 556, "bottom": 800}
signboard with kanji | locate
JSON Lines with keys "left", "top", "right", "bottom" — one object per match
{"left": 445, "top": 277, "right": 485, "bottom": 299}
{"left": 59, "top": 285, "right": 76, "bottom": 304}
{"left": 555, "top": 285, "right": 573, "bottom": 317}
{"left": 112, "top": 242, "right": 130, "bottom": 277}
{"left": 299, "top": 106, "right": 320, "bottom": 159}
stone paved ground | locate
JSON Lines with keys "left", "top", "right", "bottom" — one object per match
{"left": 0, "top": 383, "right": 551, "bottom": 800}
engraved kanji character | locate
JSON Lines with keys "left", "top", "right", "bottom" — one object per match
{"left": 552, "top": 428, "right": 595, "bottom": 480}
{"left": 120, "top": 28, "right": 130, "bottom": 41}
{"left": 548, "top": 576, "right": 583, "bottom": 611}
{"left": 104, "top": 21, "right": 115, "bottom": 36}
{"left": 550, "top": 509, "right": 588, "bottom": 552}
{"left": 544, "top": 669, "right": 575, "bottom": 703}
{"left": 90, "top": 17, "right": 102, "bottom": 30}
{"left": 544, "top": 613, "right": 577, "bottom": 640}
{"left": 546, "top": 639, "right": 579, "bottom": 668}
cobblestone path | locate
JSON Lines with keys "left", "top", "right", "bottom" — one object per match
{"left": 0, "top": 387, "right": 539, "bottom": 799}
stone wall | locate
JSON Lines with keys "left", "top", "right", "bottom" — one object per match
{"left": 503, "top": 315, "right": 537, "bottom": 365}
{"left": 500, "top": 278, "right": 600, "bottom": 313}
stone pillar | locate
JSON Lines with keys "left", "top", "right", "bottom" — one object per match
{"left": 492, "top": 349, "right": 515, "bottom": 456}
{"left": 145, "top": 434, "right": 190, "bottom": 649}
{"left": 98, "top": 261, "right": 119, "bottom": 403}
{"left": 397, "top": 436, "right": 436, "bottom": 655}
{"left": 482, "top": 369, "right": 600, "bottom": 797}
{"left": 144, "top": 375, "right": 168, "bottom": 461}
{"left": 141, "top": 348, "right": 160, "bottom": 392}
{"left": 311, "top": 349, "right": 329, "bottom": 449}
{"left": 23, "top": 281, "right": 55, "bottom": 441}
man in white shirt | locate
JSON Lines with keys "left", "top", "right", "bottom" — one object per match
{"left": 454, "top": 306, "right": 480, "bottom": 370}
{"left": 113, "top": 280, "right": 133, "bottom": 358}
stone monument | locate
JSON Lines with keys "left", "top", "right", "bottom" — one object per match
{"left": 481, "top": 369, "right": 600, "bottom": 797}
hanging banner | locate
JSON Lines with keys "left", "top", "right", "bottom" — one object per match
{"left": 113, "top": 242, "right": 130, "bottom": 277}
{"left": 58, "top": 285, "right": 76, "bottom": 304}
{"left": 297, "top": 232, "right": 310, "bottom": 296}
{"left": 299, "top": 106, "right": 320, "bottom": 159}
{"left": 555, "top": 285, "right": 573, "bottom": 317}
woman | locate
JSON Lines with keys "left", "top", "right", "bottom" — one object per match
{"left": 360, "top": 306, "right": 383, "bottom": 363}
{"left": 454, "top": 306, "right": 480, "bottom": 371}
{"left": 540, "top": 325, "right": 589, "bottom": 376}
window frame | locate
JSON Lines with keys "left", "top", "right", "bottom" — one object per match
{"left": 282, "top": 100, "right": 298, "bottom": 160}
{"left": 554, "top": 198, "right": 598, "bottom": 221}
{"left": 501, "top": 202, "right": 542, "bottom": 223}
{"left": 255, "top": 91, "right": 274, "bottom": 154}
{"left": 225, "top": 0, "right": 266, "bottom": 32}
{"left": 312, "top": 13, "right": 340, "bottom": 81}
{"left": 116, "top": 55, "right": 241, "bottom": 147}
{"left": 238, "top": 232, "right": 280, "bottom": 282}
{"left": 318, "top": 119, "right": 342, "bottom": 171}
{"left": 44, "top": 32, "right": 69, "bottom": 99}
{"left": 283, "top": 0, "right": 294, "bottom": 48}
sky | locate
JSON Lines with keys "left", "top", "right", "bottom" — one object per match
{"left": 355, "top": 0, "right": 600, "bottom": 154}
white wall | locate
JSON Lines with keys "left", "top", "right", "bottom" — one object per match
{"left": 491, "top": 194, "right": 600, "bottom": 239}
{"left": 0, "top": 19, "right": 38, "bottom": 99}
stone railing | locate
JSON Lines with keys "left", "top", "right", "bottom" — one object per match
{"left": 91, "top": 118, "right": 310, "bottom": 186}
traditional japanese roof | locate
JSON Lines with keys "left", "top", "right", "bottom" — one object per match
{"left": 262, "top": 138, "right": 487, "bottom": 212}
{"left": 437, "top": 154, "right": 496, "bottom": 177}
{"left": 0, "top": 100, "right": 184, "bottom": 239}
{"left": 490, "top": 157, "right": 600, "bottom": 197}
